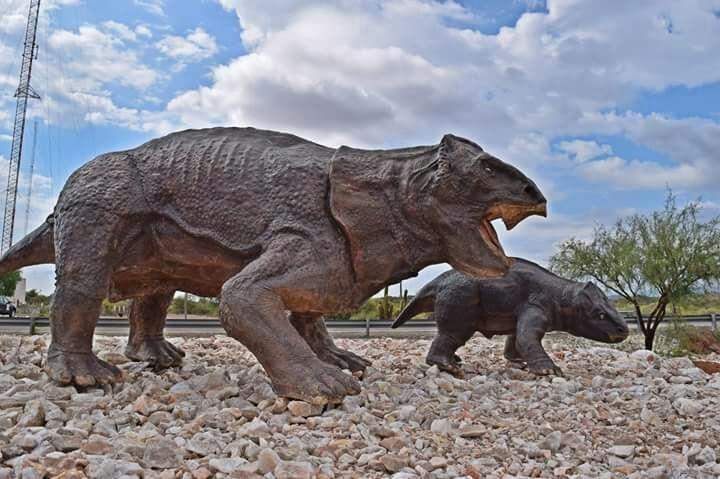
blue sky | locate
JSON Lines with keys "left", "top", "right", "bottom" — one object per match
{"left": 0, "top": 0, "right": 719, "bottom": 294}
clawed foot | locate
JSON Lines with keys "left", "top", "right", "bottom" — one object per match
{"left": 507, "top": 360, "right": 528, "bottom": 370}
{"left": 125, "top": 337, "right": 185, "bottom": 369}
{"left": 46, "top": 345, "right": 125, "bottom": 387}
{"left": 505, "top": 355, "right": 527, "bottom": 370}
{"left": 317, "top": 346, "right": 371, "bottom": 373}
{"left": 426, "top": 354, "right": 464, "bottom": 378}
{"left": 528, "top": 361, "right": 564, "bottom": 377}
{"left": 272, "top": 359, "right": 361, "bottom": 404}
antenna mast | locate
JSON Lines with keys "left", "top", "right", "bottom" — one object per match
{"left": 2, "top": 0, "right": 41, "bottom": 253}
{"left": 23, "top": 120, "right": 39, "bottom": 236}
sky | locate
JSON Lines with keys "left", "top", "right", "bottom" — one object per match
{"left": 0, "top": 0, "right": 719, "bottom": 296}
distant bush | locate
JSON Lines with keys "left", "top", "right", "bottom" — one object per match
{"left": 102, "top": 299, "right": 130, "bottom": 316}
{"left": 614, "top": 293, "right": 720, "bottom": 316}
{"left": 663, "top": 320, "right": 720, "bottom": 357}
{"left": 169, "top": 296, "right": 219, "bottom": 316}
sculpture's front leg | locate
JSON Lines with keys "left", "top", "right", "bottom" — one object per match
{"left": 290, "top": 313, "right": 371, "bottom": 373}
{"left": 515, "top": 306, "right": 562, "bottom": 376}
{"left": 219, "top": 237, "right": 361, "bottom": 403}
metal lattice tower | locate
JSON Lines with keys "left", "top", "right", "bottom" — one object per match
{"left": 2, "top": 0, "right": 41, "bottom": 254}
{"left": 23, "top": 120, "right": 39, "bottom": 236}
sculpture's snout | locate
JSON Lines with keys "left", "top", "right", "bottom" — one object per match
{"left": 607, "top": 319, "right": 630, "bottom": 343}
{"left": 524, "top": 183, "right": 546, "bottom": 208}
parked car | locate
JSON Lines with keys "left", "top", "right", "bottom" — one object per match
{"left": 0, "top": 296, "right": 16, "bottom": 317}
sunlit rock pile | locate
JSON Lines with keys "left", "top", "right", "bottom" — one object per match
{"left": 1, "top": 333, "right": 719, "bottom": 478}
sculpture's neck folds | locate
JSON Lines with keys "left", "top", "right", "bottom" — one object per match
{"left": 328, "top": 143, "right": 443, "bottom": 298}
{"left": 530, "top": 276, "right": 580, "bottom": 331}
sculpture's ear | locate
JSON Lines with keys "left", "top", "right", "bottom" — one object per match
{"left": 437, "top": 134, "right": 454, "bottom": 177}
{"left": 576, "top": 282, "right": 600, "bottom": 304}
{"left": 408, "top": 134, "right": 457, "bottom": 191}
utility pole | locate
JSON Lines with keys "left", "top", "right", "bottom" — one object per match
{"left": 23, "top": 120, "right": 39, "bottom": 236}
{"left": 2, "top": 0, "right": 42, "bottom": 254}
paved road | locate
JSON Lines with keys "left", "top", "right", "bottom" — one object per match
{"left": 1, "top": 317, "right": 717, "bottom": 339}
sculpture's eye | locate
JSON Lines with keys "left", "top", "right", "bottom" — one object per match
{"left": 599, "top": 312, "right": 606, "bottom": 321}
{"left": 485, "top": 166, "right": 494, "bottom": 175}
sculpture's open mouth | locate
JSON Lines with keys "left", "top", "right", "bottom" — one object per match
{"left": 607, "top": 333, "right": 629, "bottom": 343}
{"left": 480, "top": 202, "right": 548, "bottom": 258}
{"left": 479, "top": 218, "right": 504, "bottom": 257}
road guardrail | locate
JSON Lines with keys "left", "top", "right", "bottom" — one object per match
{"left": 0, "top": 312, "right": 717, "bottom": 336}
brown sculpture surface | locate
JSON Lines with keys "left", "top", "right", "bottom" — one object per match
{"left": 0, "top": 127, "right": 546, "bottom": 402}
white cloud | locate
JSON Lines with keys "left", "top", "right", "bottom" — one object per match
{"left": 218, "top": 0, "right": 332, "bottom": 47}
{"left": 0, "top": 4, "right": 165, "bottom": 143}
{"left": 47, "top": 24, "right": 157, "bottom": 90}
{"left": 569, "top": 112, "right": 720, "bottom": 189}
{"left": 134, "top": 0, "right": 165, "bottom": 16}
{"left": 699, "top": 200, "right": 720, "bottom": 210}
{"left": 0, "top": 134, "right": 12, "bottom": 142}
{"left": 557, "top": 139, "right": 612, "bottom": 163}
{"left": 167, "top": 0, "right": 720, "bottom": 160}
{"left": 135, "top": 24, "right": 153, "bottom": 38}
{"left": 517, "top": 0, "right": 545, "bottom": 9}
{"left": 102, "top": 20, "right": 138, "bottom": 42}
{"left": 0, "top": 0, "right": 82, "bottom": 34}
{"left": 578, "top": 156, "right": 703, "bottom": 189}
{"left": 157, "top": 28, "right": 219, "bottom": 65}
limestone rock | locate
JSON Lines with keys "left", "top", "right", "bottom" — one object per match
{"left": 143, "top": 437, "right": 183, "bottom": 469}
{"left": 0, "top": 333, "right": 718, "bottom": 478}
{"left": 608, "top": 445, "right": 635, "bottom": 458}
{"left": 257, "top": 448, "right": 281, "bottom": 474}
{"left": 287, "top": 400, "right": 323, "bottom": 417}
{"left": 275, "top": 461, "right": 314, "bottom": 479}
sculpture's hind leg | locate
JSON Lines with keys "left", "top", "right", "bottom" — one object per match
{"left": 426, "top": 293, "right": 476, "bottom": 377}
{"left": 46, "top": 287, "right": 124, "bottom": 386}
{"left": 427, "top": 327, "right": 474, "bottom": 377}
{"left": 125, "top": 291, "right": 185, "bottom": 368}
{"left": 46, "top": 209, "right": 125, "bottom": 387}
{"left": 504, "top": 334, "right": 527, "bottom": 369}
{"left": 290, "top": 312, "right": 371, "bottom": 373}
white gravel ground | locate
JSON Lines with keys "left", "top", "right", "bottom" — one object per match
{"left": 1, "top": 333, "right": 719, "bottom": 479}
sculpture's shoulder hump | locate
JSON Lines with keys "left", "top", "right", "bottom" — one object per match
{"left": 329, "top": 143, "right": 438, "bottom": 182}
{"left": 327, "top": 142, "right": 440, "bottom": 289}
{"left": 509, "top": 258, "right": 561, "bottom": 280}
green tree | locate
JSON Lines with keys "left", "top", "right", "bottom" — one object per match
{"left": 25, "top": 288, "right": 50, "bottom": 306}
{"left": 550, "top": 191, "right": 720, "bottom": 351}
{"left": 0, "top": 271, "right": 21, "bottom": 297}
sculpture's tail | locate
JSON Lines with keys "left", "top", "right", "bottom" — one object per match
{"left": 391, "top": 282, "right": 437, "bottom": 328}
{"left": 0, "top": 216, "right": 55, "bottom": 275}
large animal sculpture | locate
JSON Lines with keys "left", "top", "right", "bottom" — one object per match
{"left": 0, "top": 127, "right": 546, "bottom": 402}
{"left": 392, "top": 259, "right": 629, "bottom": 376}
